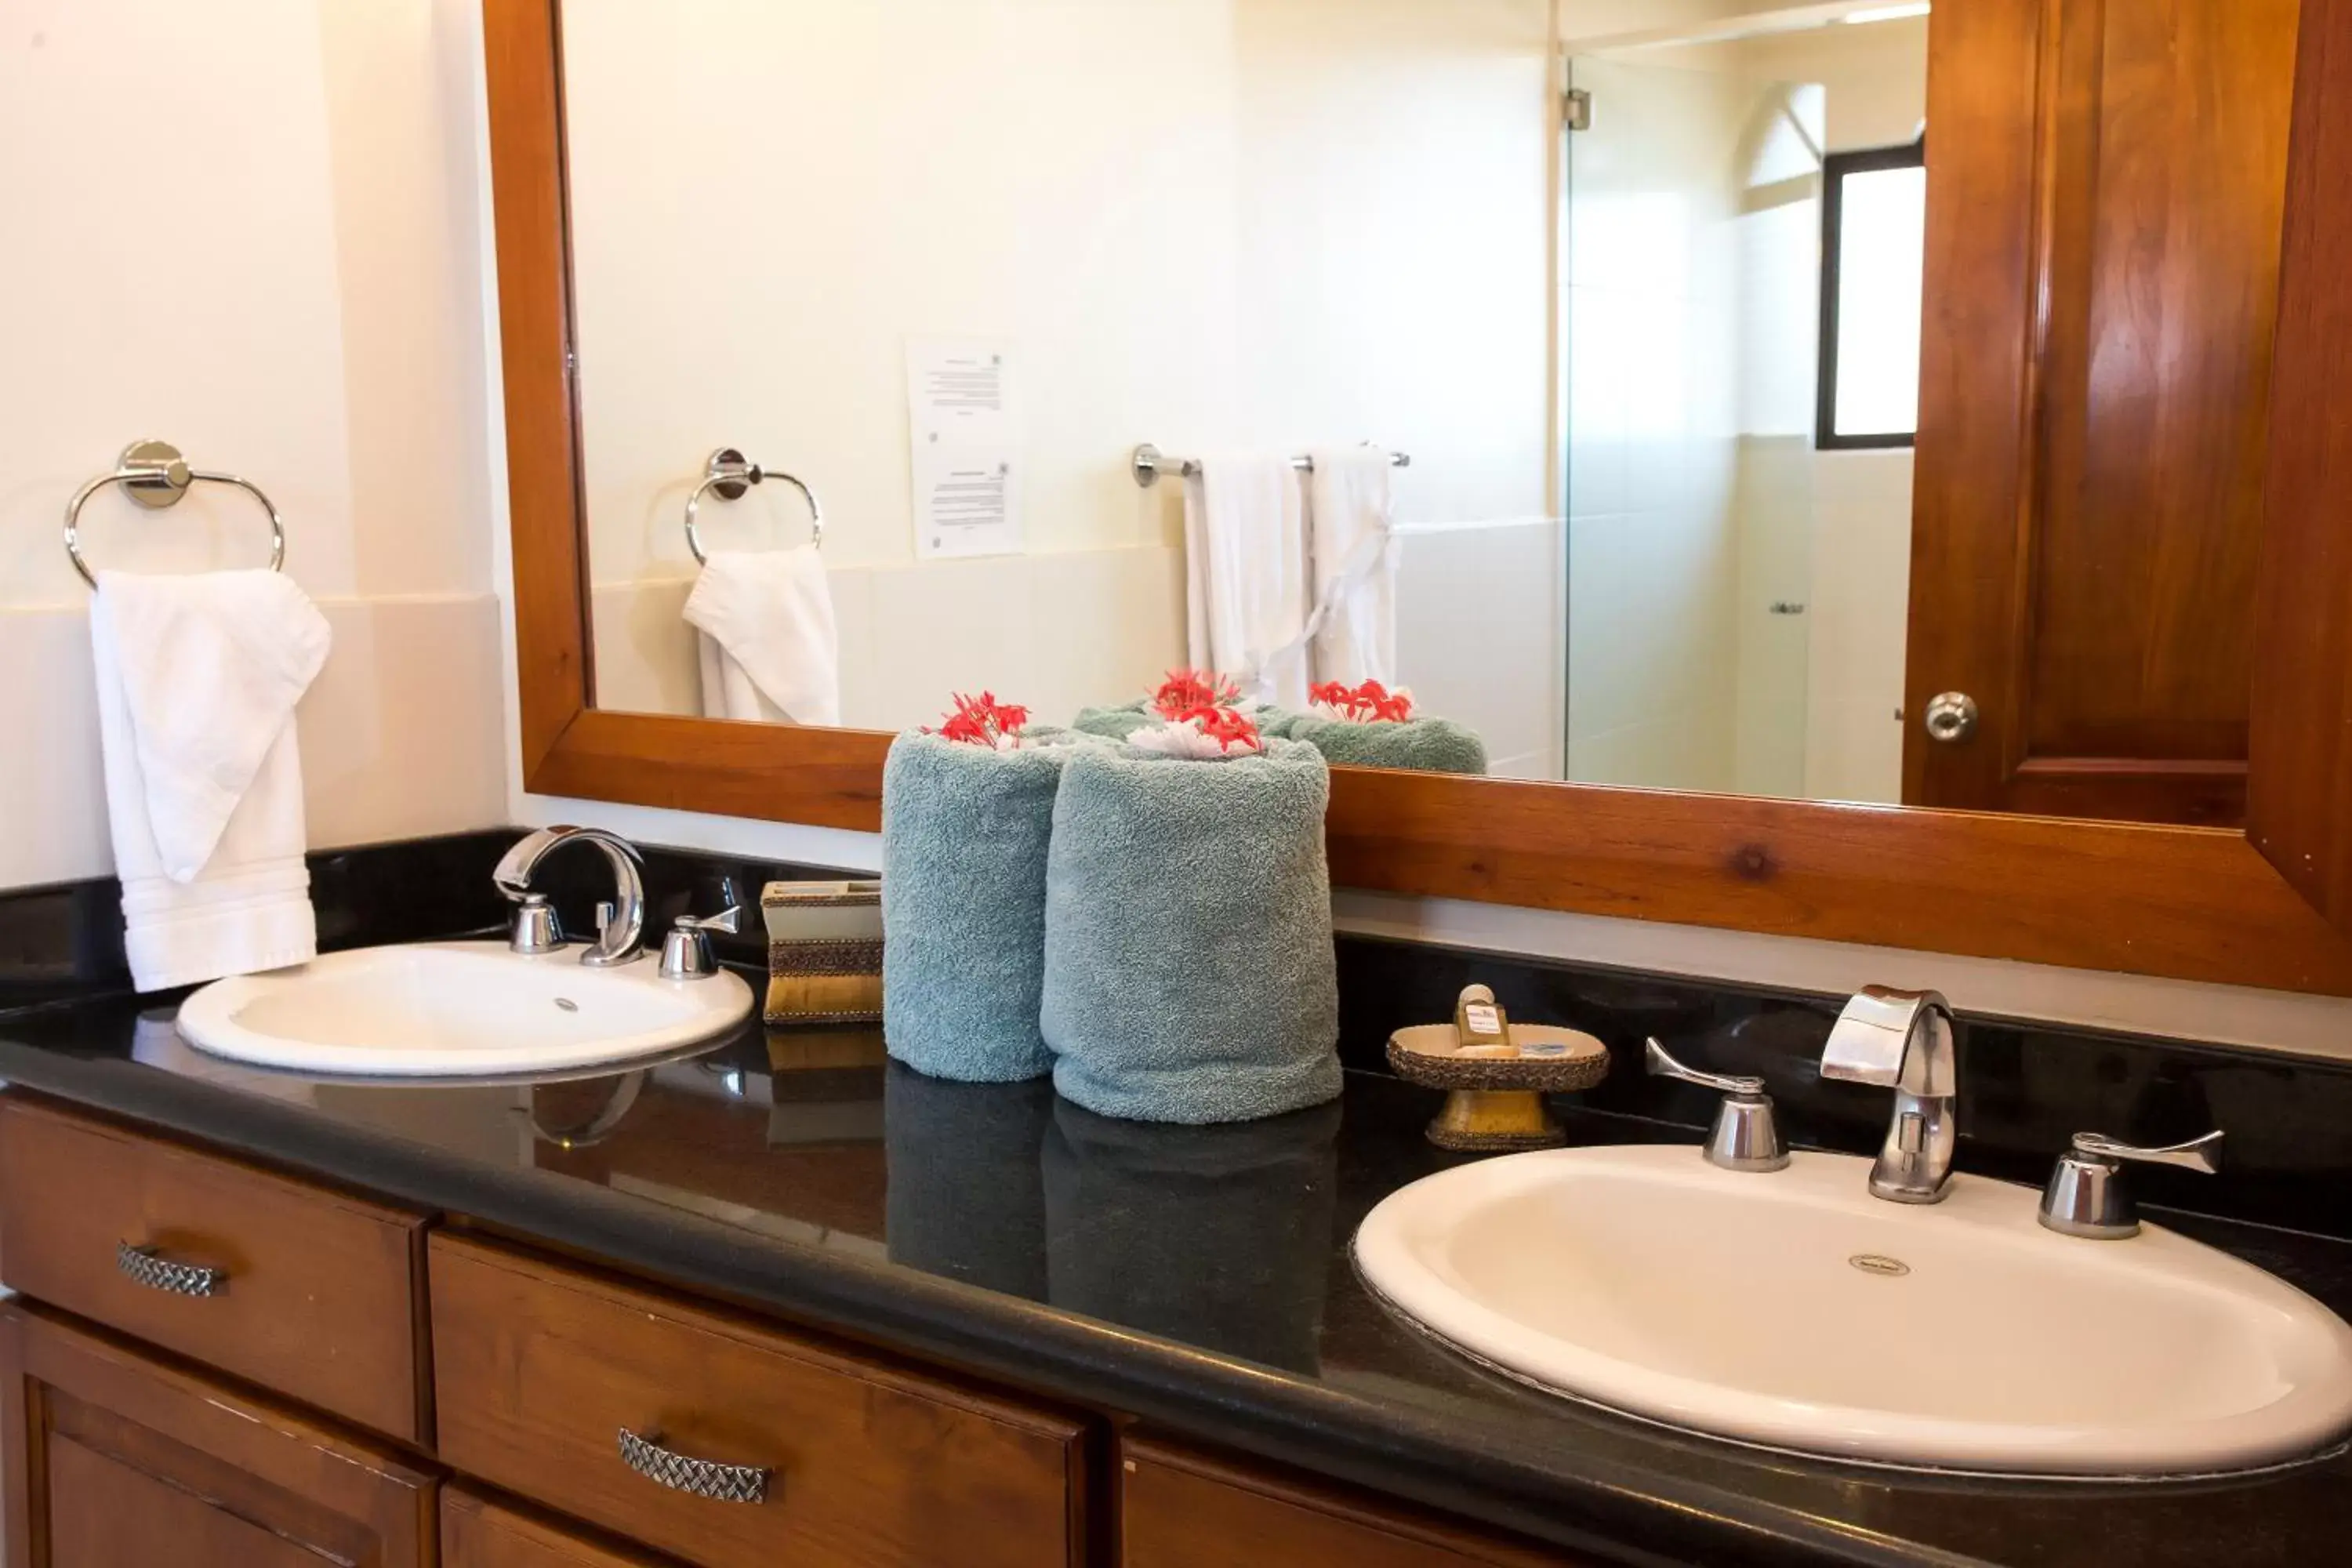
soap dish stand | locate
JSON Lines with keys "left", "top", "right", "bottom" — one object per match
{"left": 1385, "top": 1024, "right": 1612, "bottom": 1152}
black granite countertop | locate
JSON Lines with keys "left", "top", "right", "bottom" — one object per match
{"left": 3, "top": 992, "right": 2350, "bottom": 1568}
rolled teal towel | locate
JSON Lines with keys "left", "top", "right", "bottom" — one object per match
{"left": 1269, "top": 713, "right": 1487, "bottom": 775}
{"left": 1071, "top": 699, "right": 1152, "bottom": 742}
{"left": 1076, "top": 699, "right": 1306, "bottom": 744}
{"left": 882, "top": 729, "right": 1085, "bottom": 1082}
{"left": 1040, "top": 738, "right": 1341, "bottom": 1123}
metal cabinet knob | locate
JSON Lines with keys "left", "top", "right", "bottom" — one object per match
{"left": 617, "top": 1427, "right": 773, "bottom": 1503}
{"left": 1922, "top": 691, "right": 1979, "bottom": 742}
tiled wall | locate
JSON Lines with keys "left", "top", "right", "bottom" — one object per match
{"left": 1392, "top": 517, "right": 1565, "bottom": 779}
{"left": 591, "top": 546, "right": 1185, "bottom": 733}
{"left": 0, "top": 0, "right": 507, "bottom": 889}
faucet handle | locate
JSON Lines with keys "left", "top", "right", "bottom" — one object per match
{"left": 1645, "top": 1037, "right": 1765, "bottom": 1097}
{"left": 1646, "top": 1039, "right": 1789, "bottom": 1174}
{"left": 659, "top": 905, "right": 744, "bottom": 981}
{"left": 2070, "top": 1130, "right": 2224, "bottom": 1174}
{"left": 2039, "top": 1129, "right": 2223, "bottom": 1240}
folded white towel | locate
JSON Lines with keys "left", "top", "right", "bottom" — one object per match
{"left": 89, "top": 569, "right": 332, "bottom": 993}
{"left": 1183, "top": 453, "right": 1313, "bottom": 706}
{"left": 1306, "top": 446, "right": 1399, "bottom": 687}
{"left": 682, "top": 548, "right": 842, "bottom": 725}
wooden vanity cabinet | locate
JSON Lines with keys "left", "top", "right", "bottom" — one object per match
{"left": 444, "top": 1489, "right": 663, "bottom": 1568}
{"left": 1120, "top": 1436, "right": 1579, "bottom": 1568}
{"left": 0, "top": 1302, "right": 437, "bottom": 1568}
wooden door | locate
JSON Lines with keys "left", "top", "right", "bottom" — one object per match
{"left": 1905, "top": 0, "right": 2303, "bottom": 824}
{"left": 0, "top": 1303, "right": 435, "bottom": 1568}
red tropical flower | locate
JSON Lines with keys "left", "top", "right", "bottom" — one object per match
{"left": 1310, "top": 678, "right": 1415, "bottom": 723}
{"left": 1153, "top": 668, "right": 1243, "bottom": 717}
{"left": 931, "top": 691, "right": 1031, "bottom": 748}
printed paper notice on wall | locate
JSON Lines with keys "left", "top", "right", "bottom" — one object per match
{"left": 906, "top": 337, "right": 1024, "bottom": 559}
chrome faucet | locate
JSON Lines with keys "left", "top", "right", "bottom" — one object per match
{"left": 1819, "top": 986, "right": 1958, "bottom": 1203}
{"left": 492, "top": 826, "right": 648, "bottom": 967}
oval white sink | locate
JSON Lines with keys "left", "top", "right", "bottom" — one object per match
{"left": 1354, "top": 1145, "right": 2352, "bottom": 1476}
{"left": 177, "top": 942, "right": 754, "bottom": 1077}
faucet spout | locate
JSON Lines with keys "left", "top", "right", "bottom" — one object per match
{"left": 493, "top": 826, "right": 648, "bottom": 967}
{"left": 1820, "top": 986, "right": 1958, "bottom": 1203}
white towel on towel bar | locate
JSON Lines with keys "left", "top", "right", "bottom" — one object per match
{"left": 89, "top": 568, "right": 332, "bottom": 993}
{"left": 1305, "top": 446, "right": 1399, "bottom": 688}
{"left": 683, "top": 547, "right": 842, "bottom": 726}
{"left": 1182, "top": 453, "right": 1313, "bottom": 706}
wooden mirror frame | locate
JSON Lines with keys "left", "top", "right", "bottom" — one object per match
{"left": 484, "top": 0, "right": 2352, "bottom": 997}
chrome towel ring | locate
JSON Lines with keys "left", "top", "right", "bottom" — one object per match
{"left": 683, "top": 447, "right": 825, "bottom": 565}
{"left": 64, "top": 439, "right": 287, "bottom": 590}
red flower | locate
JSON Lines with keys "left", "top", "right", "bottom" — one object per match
{"left": 1189, "top": 704, "right": 1264, "bottom": 754}
{"left": 1154, "top": 668, "right": 1242, "bottom": 718}
{"left": 931, "top": 691, "right": 1031, "bottom": 748}
{"left": 1313, "top": 678, "right": 1414, "bottom": 724}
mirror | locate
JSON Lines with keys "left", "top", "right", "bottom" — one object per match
{"left": 558, "top": 0, "right": 2290, "bottom": 828}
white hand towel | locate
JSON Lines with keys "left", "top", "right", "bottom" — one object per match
{"left": 1181, "top": 454, "right": 1313, "bottom": 706}
{"left": 1305, "top": 446, "right": 1399, "bottom": 688}
{"left": 89, "top": 569, "right": 333, "bottom": 993}
{"left": 681, "top": 546, "right": 842, "bottom": 726}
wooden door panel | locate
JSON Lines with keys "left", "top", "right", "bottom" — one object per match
{"left": 45, "top": 1438, "right": 324, "bottom": 1568}
{"left": 0, "top": 1302, "right": 435, "bottom": 1568}
{"left": 445, "top": 1489, "right": 662, "bottom": 1568}
{"left": 2249, "top": 0, "right": 2352, "bottom": 931}
{"left": 1120, "top": 1436, "right": 1581, "bottom": 1567}
{"left": 1907, "top": 0, "right": 2302, "bottom": 825}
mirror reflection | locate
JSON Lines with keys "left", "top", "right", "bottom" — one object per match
{"left": 563, "top": 0, "right": 2279, "bottom": 826}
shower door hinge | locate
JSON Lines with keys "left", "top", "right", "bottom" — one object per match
{"left": 1564, "top": 88, "right": 1592, "bottom": 132}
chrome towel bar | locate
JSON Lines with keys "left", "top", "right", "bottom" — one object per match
{"left": 684, "top": 446, "right": 825, "bottom": 564}
{"left": 1130, "top": 441, "right": 1410, "bottom": 488}
{"left": 64, "top": 439, "right": 287, "bottom": 589}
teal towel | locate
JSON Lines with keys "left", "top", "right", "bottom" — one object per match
{"left": 1071, "top": 699, "right": 1153, "bottom": 742}
{"left": 881, "top": 730, "right": 1084, "bottom": 1082}
{"left": 1076, "top": 699, "right": 1308, "bottom": 745}
{"left": 1040, "top": 738, "right": 1341, "bottom": 1123}
{"left": 1266, "top": 713, "right": 1488, "bottom": 775}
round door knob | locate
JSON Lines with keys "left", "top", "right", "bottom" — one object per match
{"left": 1923, "top": 691, "right": 1979, "bottom": 743}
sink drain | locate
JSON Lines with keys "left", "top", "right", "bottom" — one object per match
{"left": 1849, "top": 1254, "right": 1911, "bottom": 1278}
{"left": 553, "top": 997, "right": 579, "bottom": 1013}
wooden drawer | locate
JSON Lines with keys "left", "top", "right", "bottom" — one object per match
{"left": 1, "top": 1301, "right": 435, "bottom": 1568}
{"left": 445, "top": 1490, "right": 659, "bottom": 1568}
{"left": 430, "top": 1233, "right": 1087, "bottom": 1568}
{"left": 1121, "top": 1436, "right": 1579, "bottom": 1567}
{"left": 0, "top": 1094, "right": 428, "bottom": 1442}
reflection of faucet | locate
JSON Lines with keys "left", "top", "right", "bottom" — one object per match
{"left": 1818, "top": 986, "right": 1958, "bottom": 1204}
{"left": 492, "top": 826, "right": 647, "bottom": 967}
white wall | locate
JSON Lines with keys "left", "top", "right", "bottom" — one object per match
{"left": 561, "top": 0, "right": 1554, "bottom": 735}
{"left": 0, "top": 0, "right": 506, "bottom": 890}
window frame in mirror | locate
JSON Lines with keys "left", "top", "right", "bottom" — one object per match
{"left": 481, "top": 0, "right": 2352, "bottom": 998}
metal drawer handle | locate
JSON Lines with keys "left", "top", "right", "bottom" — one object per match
{"left": 617, "top": 1427, "right": 772, "bottom": 1504}
{"left": 115, "top": 1242, "right": 226, "bottom": 1298}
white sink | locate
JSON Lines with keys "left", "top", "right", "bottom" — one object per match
{"left": 176, "top": 942, "right": 754, "bottom": 1078}
{"left": 1354, "top": 1144, "right": 2352, "bottom": 1477}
